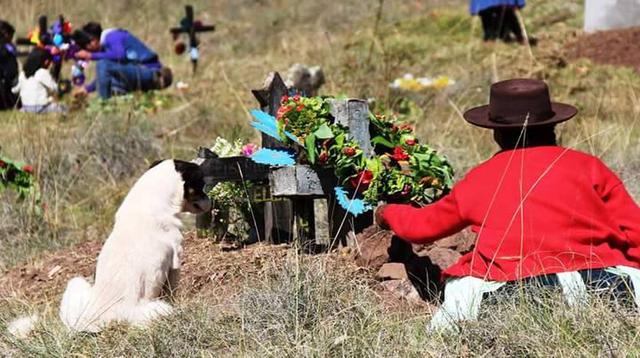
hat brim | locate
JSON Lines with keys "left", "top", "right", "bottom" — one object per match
{"left": 462, "top": 102, "right": 578, "bottom": 129}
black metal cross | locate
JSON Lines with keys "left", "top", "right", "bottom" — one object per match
{"left": 169, "top": 5, "right": 215, "bottom": 75}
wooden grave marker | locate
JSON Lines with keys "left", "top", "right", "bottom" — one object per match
{"left": 196, "top": 72, "right": 373, "bottom": 251}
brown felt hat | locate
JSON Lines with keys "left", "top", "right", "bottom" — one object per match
{"left": 463, "top": 79, "right": 577, "bottom": 129}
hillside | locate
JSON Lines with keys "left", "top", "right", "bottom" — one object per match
{"left": 2, "top": 0, "right": 640, "bottom": 356}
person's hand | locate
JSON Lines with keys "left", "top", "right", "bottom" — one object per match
{"left": 49, "top": 47, "right": 60, "bottom": 56}
{"left": 72, "top": 86, "right": 88, "bottom": 98}
{"left": 375, "top": 204, "right": 390, "bottom": 230}
{"left": 74, "top": 50, "right": 92, "bottom": 60}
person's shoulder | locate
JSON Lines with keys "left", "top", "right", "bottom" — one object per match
{"left": 34, "top": 68, "right": 52, "bottom": 78}
{"left": 558, "top": 147, "right": 608, "bottom": 166}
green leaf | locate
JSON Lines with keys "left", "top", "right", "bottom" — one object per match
{"left": 305, "top": 134, "right": 317, "bottom": 164}
{"left": 371, "top": 135, "right": 395, "bottom": 148}
{"left": 314, "top": 123, "right": 334, "bottom": 139}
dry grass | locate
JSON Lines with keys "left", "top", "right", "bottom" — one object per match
{"left": 2, "top": 0, "right": 640, "bottom": 356}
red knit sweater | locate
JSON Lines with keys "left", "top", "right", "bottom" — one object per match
{"left": 381, "top": 146, "right": 640, "bottom": 281}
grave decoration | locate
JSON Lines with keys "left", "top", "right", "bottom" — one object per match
{"left": 0, "top": 155, "right": 38, "bottom": 201}
{"left": 16, "top": 14, "right": 86, "bottom": 94}
{"left": 196, "top": 72, "right": 453, "bottom": 251}
{"left": 205, "top": 137, "right": 262, "bottom": 241}
{"left": 170, "top": 5, "right": 216, "bottom": 75}
{"left": 247, "top": 94, "right": 455, "bottom": 216}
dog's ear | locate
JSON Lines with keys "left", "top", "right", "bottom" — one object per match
{"left": 172, "top": 160, "right": 200, "bottom": 175}
{"left": 173, "top": 160, "right": 211, "bottom": 214}
{"left": 149, "top": 159, "right": 165, "bottom": 169}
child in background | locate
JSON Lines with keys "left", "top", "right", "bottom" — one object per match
{"left": 12, "top": 48, "right": 67, "bottom": 114}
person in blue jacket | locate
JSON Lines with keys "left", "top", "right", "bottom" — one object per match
{"left": 72, "top": 22, "right": 172, "bottom": 99}
{"left": 470, "top": 0, "right": 533, "bottom": 44}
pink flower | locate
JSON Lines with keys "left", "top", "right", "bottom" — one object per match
{"left": 405, "top": 138, "right": 416, "bottom": 146}
{"left": 241, "top": 143, "right": 259, "bottom": 157}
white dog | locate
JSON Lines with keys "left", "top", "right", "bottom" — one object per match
{"left": 58, "top": 159, "right": 211, "bottom": 332}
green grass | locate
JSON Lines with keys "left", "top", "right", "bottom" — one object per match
{"left": 2, "top": 0, "right": 640, "bottom": 355}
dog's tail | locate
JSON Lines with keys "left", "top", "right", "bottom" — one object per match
{"left": 127, "top": 300, "right": 174, "bottom": 327}
{"left": 59, "top": 276, "right": 97, "bottom": 332}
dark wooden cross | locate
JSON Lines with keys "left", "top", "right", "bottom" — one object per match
{"left": 169, "top": 5, "right": 215, "bottom": 75}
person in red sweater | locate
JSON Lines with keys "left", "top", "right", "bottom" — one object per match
{"left": 377, "top": 78, "right": 640, "bottom": 331}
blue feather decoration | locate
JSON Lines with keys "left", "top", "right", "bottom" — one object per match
{"left": 250, "top": 148, "right": 296, "bottom": 167}
{"left": 249, "top": 109, "right": 301, "bottom": 145}
{"left": 334, "top": 186, "right": 373, "bottom": 217}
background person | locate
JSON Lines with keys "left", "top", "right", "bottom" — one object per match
{"left": 470, "top": 0, "right": 532, "bottom": 44}
{"left": 72, "top": 22, "right": 172, "bottom": 100}
{"left": 11, "top": 48, "right": 66, "bottom": 114}
{"left": 0, "top": 20, "right": 18, "bottom": 110}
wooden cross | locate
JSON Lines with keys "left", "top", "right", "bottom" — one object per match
{"left": 169, "top": 5, "right": 215, "bottom": 75}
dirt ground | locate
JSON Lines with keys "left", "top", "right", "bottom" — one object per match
{"left": 0, "top": 232, "right": 430, "bottom": 312}
{"left": 0, "top": 233, "right": 324, "bottom": 303}
{"left": 566, "top": 27, "right": 640, "bottom": 72}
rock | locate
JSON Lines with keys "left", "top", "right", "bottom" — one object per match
{"left": 420, "top": 247, "right": 461, "bottom": 269}
{"left": 380, "top": 279, "right": 422, "bottom": 303}
{"left": 354, "top": 226, "right": 393, "bottom": 268}
{"left": 376, "top": 263, "right": 408, "bottom": 280}
{"left": 285, "top": 63, "right": 325, "bottom": 96}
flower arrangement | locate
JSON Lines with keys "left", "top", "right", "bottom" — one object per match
{"left": 0, "top": 155, "right": 38, "bottom": 200}
{"left": 271, "top": 95, "right": 454, "bottom": 208}
{"left": 389, "top": 74, "right": 455, "bottom": 92}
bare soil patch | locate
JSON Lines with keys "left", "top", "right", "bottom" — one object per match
{"left": 566, "top": 27, "right": 640, "bottom": 71}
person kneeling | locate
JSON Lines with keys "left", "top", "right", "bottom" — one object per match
{"left": 72, "top": 22, "right": 172, "bottom": 100}
{"left": 377, "top": 79, "right": 640, "bottom": 332}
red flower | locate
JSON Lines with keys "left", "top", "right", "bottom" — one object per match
{"left": 0, "top": 160, "right": 5, "bottom": 168}
{"left": 400, "top": 184, "right": 412, "bottom": 196}
{"left": 391, "top": 124, "right": 399, "bottom": 133}
{"left": 22, "top": 165, "right": 33, "bottom": 173}
{"left": 405, "top": 138, "right": 416, "bottom": 146}
{"left": 318, "top": 151, "right": 329, "bottom": 164}
{"left": 296, "top": 104, "right": 305, "bottom": 111}
{"left": 293, "top": 94, "right": 301, "bottom": 102}
{"left": 350, "top": 170, "right": 373, "bottom": 190}
{"left": 342, "top": 147, "right": 356, "bottom": 156}
{"left": 391, "top": 147, "right": 409, "bottom": 161}
{"left": 276, "top": 105, "right": 292, "bottom": 119}
{"left": 281, "top": 95, "right": 290, "bottom": 104}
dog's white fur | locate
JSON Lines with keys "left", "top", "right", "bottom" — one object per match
{"left": 59, "top": 159, "right": 186, "bottom": 332}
